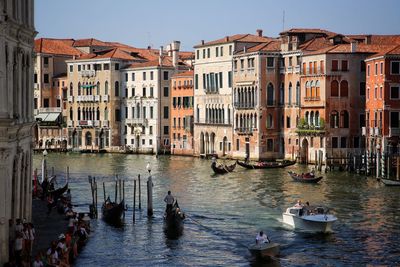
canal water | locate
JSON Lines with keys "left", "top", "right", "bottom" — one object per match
{"left": 33, "top": 153, "right": 400, "bottom": 266}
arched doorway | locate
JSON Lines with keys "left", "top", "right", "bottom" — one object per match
{"left": 222, "top": 136, "right": 227, "bottom": 156}
{"left": 301, "top": 138, "right": 309, "bottom": 164}
{"left": 85, "top": 132, "right": 92, "bottom": 147}
{"left": 72, "top": 130, "right": 78, "bottom": 148}
{"left": 210, "top": 132, "right": 216, "bottom": 154}
{"left": 200, "top": 132, "right": 205, "bottom": 154}
{"left": 205, "top": 133, "right": 209, "bottom": 154}
{"left": 99, "top": 130, "right": 104, "bottom": 149}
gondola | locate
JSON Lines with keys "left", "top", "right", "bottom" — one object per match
{"left": 102, "top": 197, "right": 125, "bottom": 224}
{"left": 164, "top": 200, "right": 185, "bottom": 233}
{"left": 47, "top": 182, "right": 69, "bottom": 201}
{"left": 380, "top": 178, "right": 400, "bottom": 186}
{"left": 237, "top": 159, "right": 296, "bottom": 169}
{"left": 211, "top": 161, "right": 236, "bottom": 174}
{"left": 288, "top": 171, "right": 323, "bottom": 183}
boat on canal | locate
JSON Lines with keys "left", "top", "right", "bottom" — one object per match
{"left": 102, "top": 197, "right": 125, "bottom": 224}
{"left": 237, "top": 159, "right": 296, "bottom": 169}
{"left": 380, "top": 178, "right": 400, "bottom": 186}
{"left": 211, "top": 161, "right": 236, "bottom": 174}
{"left": 48, "top": 181, "right": 69, "bottom": 201}
{"left": 164, "top": 200, "right": 185, "bottom": 233}
{"left": 282, "top": 204, "right": 337, "bottom": 232}
{"left": 288, "top": 171, "right": 323, "bottom": 183}
{"left": 248, "top": 242, "right": 280, "bottom": 260}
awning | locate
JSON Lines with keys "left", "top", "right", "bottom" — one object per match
{"left": 35, "top": 112, "right": 60, "bottom": 122}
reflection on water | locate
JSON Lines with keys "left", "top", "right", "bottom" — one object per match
{"left": 33, "top": 153, "right": 400, "bottom": 266}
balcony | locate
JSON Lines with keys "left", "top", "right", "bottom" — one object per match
{"left": 126, "top": 118, "right": 147, "bottom": 126}
{"left": 79, "top": 120, "right": 93, "bottom": 127}
{"left": 389, "top": 127, "right": 400, "bottom": 137}
{"left": 234, "top": 102, "right": 256, "bottom": 110}
{"left": 93, "top": 120, "right": 100, "bottom": 127}
{"left": 287, "top": 66, "right": 293, "bottom": 73}
{"left": 102, "top": 120, "right": 109, "bottom": 127}
{"left": 235, "top": 127, "right": 254, "bottom": 135}
{"left": 68, "top": 96, "right": 74, "bottom": 102}
{"left": 67, "top": 121, "right": 73, "bottom": 127}
{"left": 294, "top": 65, "right": 301, "bottom": 73}
{"left": 38, "top": 107, "right": 62, "bottom": 113}
{"left": 77, "top": 95, "right": 95, "bottom": 102}
{"left": 94, "top": 95, "right": 101, "bottom": 102}
{"left": 34, "top": 83, "right": 39, "bottom": 90}
{"left": 279, "top": 67, "right": 285, "bottom": 74}
{"left": 304, "top": 96, "right": 321, "bottom": 101}
{"left": 103, "top": 95, "right": 109, "bottom": 102}
{"left": 80, "top": 70, "right": 96, "bottom": 77}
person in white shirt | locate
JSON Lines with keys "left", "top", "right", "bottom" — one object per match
{"left": 256, "top": 231, "right": 270, "bottom": 244}
{"left": 33, "top": 254, "right": 44, "bottom": 267}
{"left": 164, "top": 191, "right": 175, "bottom": 212}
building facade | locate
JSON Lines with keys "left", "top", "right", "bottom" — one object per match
{"left": 0, "top": 0, "right": 36, "bottom": 264}
{"left": 170, "top": 70, "right": 194, "bottom": 156}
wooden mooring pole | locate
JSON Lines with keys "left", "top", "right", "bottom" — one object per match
{"left": 138, "top": 174, "right": 141, "bottom": 210}
{"left": 103, "top": 182, "right": 106, "bottom": 202}
{"left": 94, "top": 177, "right": 98, "bottom": 218}
{"left": 147, "top": 174, "right": 153, "bottom": 217}
{"left": 133, "top": 179, "right": 136, "bottom": 223}
{"left": 123, "top": 180, "right": 125, "bottom": 218}
{"left": 114, "top": 175, "right": 118, "bottom": 203}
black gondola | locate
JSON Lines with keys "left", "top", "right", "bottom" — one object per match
{"left": 211, "top": 161, "right": 236, "bottom": 174}
{"left": 288, "top": 171, "right": 323, "bottom": 183}
{"left": 48, "top": 182, "right": 68, "bottom": 201}
{"left": 237, "top": 159, "right": 296, "bottom": 169}
{"left": 164, "top": 200, "right": 185, "bottom": 233}
{"left": 102, "top": 197, "right": 125, "bottom": 225}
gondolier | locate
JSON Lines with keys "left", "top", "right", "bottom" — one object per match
{"left": 164, "top": 191, "right": 175, "bottom": 212}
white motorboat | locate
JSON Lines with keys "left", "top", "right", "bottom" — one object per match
{"left": 282, "top": 205, "right": 337, "bottom": 233}
{"left": 248, "top": 242, "right": 280, "bottom": 259}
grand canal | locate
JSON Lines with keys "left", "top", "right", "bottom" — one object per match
{"left": 33, "top": 153, "right": 400, "bottom": 266}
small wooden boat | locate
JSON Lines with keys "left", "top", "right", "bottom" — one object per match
{"left": 48, "top": 182, "right": 69, "bottom": 201}
{"left": 248, "top": 242, "right": 280, "bottom": 259}
{"left": 288, "top": 171, "right": 323, "bottom": 183}
{"left": 164, "top": 200, "right": 185, "bottom": 232}
{"left": 237, "top": 159, "right": 296, "bottom": 169}
{"left": 380, "top": 178, "right": 400, "bottom": 186}
{"left": 211, "top": 161, "right": 236, "bottom": 174}
{"left": 102, "top": 197, "right": 125, "bottom": 224}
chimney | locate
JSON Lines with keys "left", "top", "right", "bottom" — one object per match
{"left": 166, "top": 44, "right": 172, "bottom": 56}
{"left": 159, "top": 46, "right": 163, "bottom": 66}
{"left": 365, "top": 35, "right": 371, "bottom": 45}
{"left": 256, "top": 29, "right": 263, "bottom": 37}
{"left": 201, "top": 40, "right": 204, "bottom": 45}
{"left": 225, "top": 36, "right": 229, "bottom": 42}
{"left": 147, "top": 45, "right": 151, "bottom": 50}
{"left": 350, "top": 41, "right": 357, "bottom": 53}
{"left": 243, "top": 46, "right": 246, "bottom": 53}
{"left": 171, "top": 40, "right": 181, "bottom": 68}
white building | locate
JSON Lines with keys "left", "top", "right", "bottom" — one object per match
{"left": 121, "top": 41, "right": 189, "bottom": 154}
{"left": 0, "top": 0, "right": 36, "bottom": 264}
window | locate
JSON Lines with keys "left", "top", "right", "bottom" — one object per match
{"left": 131, "top": 87, "right": 135, "bottom": 97}
{"left": 228, "top": 71, "right": 232, "bottom": 88}
{"left": 164, "top": 87, "right": 169, "bottom": 97}
{"left": 219, "top": 72, "right": 223, "bottom": 88}
{"left": 115, "top": 81, "right": 119, "bottom": 97}
{"left": 332, "top": 137, "right": 338, "bottom": 148}
{"left": 125, "top": 73, "right": 128, "bottom": 82}
{"left": 69, "top": 65, "right": 73, "bottom": 72}
{"left": 391, "top": 61, "right": 400, "bottom": 74}
{"left": 340, "top": 80, "right": 348, "bottom": 97}
{"left": 286, "top": 116, "right": 291, "bottom": 128}
{"left": 142, "top": 139, "right": 145, "bottom": 145}
{"left": 331, "top": 80, "right": 339, "bottom": 97}
{"left": 125, "top": 107, "right": 128, "bottom": 119}
{"left": 143, "top": 72, "right": 146, "bottom": 80}
{"left": 43, "top": 74, "right": 49, "bottom": 84}
{"left": 131, "top": 73, "right": 135, "bottom": 81}
{"left": 207, "top": 48, "right": 210, "bottom": 58}
{"left": 196, "top": 50, "right": 199, "bottom": 59}
{"left": 43, "top": 57, "right": 49, "bottom": 65}
{"left": 163, "top": 71, "right": 169, "bottom": 80}
{"left": 390, "top": 112, "right": 399, "bottom": 128}
{"left": 150, "top": 107, "right": 153, "bottom": 119}
{"left": 236, "top": 139, "right": 239, "bottom": 151}
{"left": 331, "top": 60, "right": 338, "bottom": 71}
{"left": 367, "top": 64, "right": 370, "bottom": 76}
{"left": 267, "top": 57, "right": 274, "bottom": 68}
{"left": 149, "top": 139, "right": 153, "bottom": 145}
{"left": 163, "top": 106, "right": 169, "bottom": 119}
{"left": 360, "top": 82, "right": 366, "bottom": 96}
{"left": 78, "top": 65, "right": 82, "bottom": 72}
{"left": 360, "top": 61, "right": 366, "bottom": 72}
{"left": 341, "top": 60, "right": 348, "bottom": 71}
{"left": 115, "top": 63, "right": 119, "bottom": 70}
{"left": 380, "top": 62, "right": 383, "bottom": 75}
{"left": 150, "top": 71, "right": 154, "bottom": 80}
{"left": 115, "top": 109, "right": 121, "bottom": 121}
{"left": 150, "top": 87, "right": 154, "bottom": 97}
{"left": 195, "top": 74, "right": 198, "bottom": 89}
{"left": 374, "top": 87, "right": 377, "bottom": 99}
{"left": 267, "top": 139, "right": 273, "bottom": 152}
{"left": 149, "top": 126, "right": 153, "bottom": 135}
{"left": 229, "top": 45, "right": 232, "bottom": 55}
{"left": 240, "top": 59, "right": 244, "bottom": 70}
{"left": 354, "top": 137, "right": 360, "bottom": 148}
{"left": 104, "top": 63, "right": 109, "bottom": 70}
{"left": 34, "top": 73, "right": 37, "bottom": 83}
{"left": 375, "top": 63, "right": 378, "bottom": 75}
{"left": 379, "top": 86, "right": 383, "bottom": 99}
{"left": 289, "top": 57, "right": 292, "bottom": 66}
{"left": 203, "top": 49, "right": 206, "bottom": 59}
{"left": 215, "top": 47, "right": 219, "bottom": 57}
{"left": 359, "top": 114, "right": 366, "bottom": 128}
{"left": 164, "top": 126, "right": 169, "bottom": 135}
{"left": 390, "top": 86, "right": 400, "bottom": 99}
{"left": 220, "top": 46, "right": 223, "bottom": 57}
{"left": 340, "top": 137, "right": 347, "bottom": 148}
{"left": 43, "top": 98, "right": 49, "bottom": 108}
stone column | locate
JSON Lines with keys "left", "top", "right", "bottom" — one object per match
{"left": 0, "top": 39, "right": 9, "bottom": 118}
{"left": 0, "top": 147, "right": 12, "bottom": 265}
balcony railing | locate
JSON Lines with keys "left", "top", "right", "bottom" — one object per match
{"left": 68, "top": 96, "right": 74, "bottom": 102}
{"left": 369, "top": 127, "right": 382, "bottom": 137}
{"left": 103, "top": 95, "right": 109, "bottom": 102}
{"left": 77, "top": 95, "right": 95, "bottom": 102}
{"left": 80, "top": 70, "right": 96, "bottom": 77}
{"left": 126, "top": 118, "right": 147, "bottom": 126}
{"left": 294, "top": 65, "right": 301, "bottom": 73}
{"left": 67, "top": 121, "right": 73, "bottom": 127}
{"left": 234, "top": 102, "right": 256, "bottom": 109}
{"left": 38, "top": 107, "right": 62, "bottom": 113}
{"left": 103, "top": 120, "right": 109, "bottom": 127}
{"left": 79, "top": 120, "right": 92, "bottom": 127}
{"left": 94, "top": 95, "right": 101, "bottom": 102}
{"left": 235, "top": 127, "right": 254, "bottom": 134}
{"left": 304, "top": 96, "right": 321, "bottom": 101}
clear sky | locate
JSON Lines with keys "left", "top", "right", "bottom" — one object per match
{"left": 35, "top": 0, "right": 400, "bottom": 51}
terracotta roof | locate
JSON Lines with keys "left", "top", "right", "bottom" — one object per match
{"left": 122, "top": 57, "right": 176, "bottom": 69}
{"left": 194, "top": 34, "right": 274, "bottom": 48}
{"left": 304, "top": 43, "right": 396, "bottom": 56}
{"left": 235, "top": 40, "right": 281, "bottom": 54}
{"left": 366, "top": 45, "right": 400, "bottom": 59}
{"left": 171, "top": 70, "right": 193, "bottom": 78}
{"left": 280, "top": 28, "right": 337, "bottom": 37}
{"left": 34, "top": 38, "right": 83, "bottom": 56}
{"left": 347, "top": 35, "right": 400, "bottom": 45}
{"left": 299, "top": 36, "right": 334, "bottom": 51}
{"left": 179, "top": 51, "right": 195, "bottom": 59}
{"left": 73, "top": 38, "right": 112, "bottom": 47}
{"left": 77, "top": 47, "right": 145, "bottom": 61}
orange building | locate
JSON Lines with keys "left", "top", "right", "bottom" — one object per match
{"left": 170, "top": 70, "right": 194, "bottom": 155}
{"left": 365, "top": 45, "right": 400, "bottom": 155}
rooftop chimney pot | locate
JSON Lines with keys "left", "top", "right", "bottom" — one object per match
{"left": 350, "top": 41, "right": 357, "bottom": 53}
{"left": 225, "top": 36, "right": 229, "bottom": 42}
{"left": 256, "top": 29, "right": 263, "bottom": 37}
{"left": 201, "top": 40, "right": 204, "bottom": 45}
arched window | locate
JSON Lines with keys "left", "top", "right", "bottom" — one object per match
{"left": 288, "top": 82, "right": 292, "bottom": 105}
{"left": 69, "top": 82, "right": 73, "bottom": 96}
{"left": 267, "top": 114, "right": 273, "bottom": 128}
{"left": 267, "top": 83, "right": 274, "bottom": 106}
{"left": 296, "top": 81, "right": 300, "bottom": 105}
{"left": 340, "top": 80, "right": 348, "bottom": 97}
{"left": 330, "top": 110, "right": 339, "bottom": 128}
{"left": 310, "top": 111, "right": 314, "bottom": 126}
{"left": 136, "top": 103, "right": 140, "bottom": 118}
{"left": 341, "top": 110, "right": 349, "bottom": 128}
{"left": 315, "top": 80, "right": 320, "bottom": 98}
{"left": 69, "top": 107, "right": 73, "bottom": 120}
{"left": 305, "top": 111, "right": 309, "bottom": 125}
{"left": 78, "top": 82, "right": 81, "bottom": 95}
{"left": 85, "top": 132, "right": 92, "bottom": 146}
{"left": 279, "top": 83, "right": 284, "bottom": 105}
{"left": 104, "top": 107, "right": 108, "bottom": 121}
{"left": 310, "top": 81, "right": 315, "bottom": 98}
{"left": 97, "top": 81, "right": 100, "bottom": 95}
{"left": 77, "top": 107, "right": 81, "bottom": 120}
{"left": 105, "top": 81, "right": 109, "bottom": 95}
{"left": 115, "top": 81, "right": 119, "bottom": 97}
{"left": 305, "top": 81, "right": 310, "bottom": 98}
{"left": 315, "top": 111, "right": 320, "bottom": 126}
{"left": 331, "top": 80, "right": 339, "bottom": 97}
{"left": 96, "top": 107, "right": 100, "bottom": 120}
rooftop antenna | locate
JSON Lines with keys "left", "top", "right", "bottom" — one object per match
{"left": 282, "top": 10, "right": 285, "bottom": 31}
